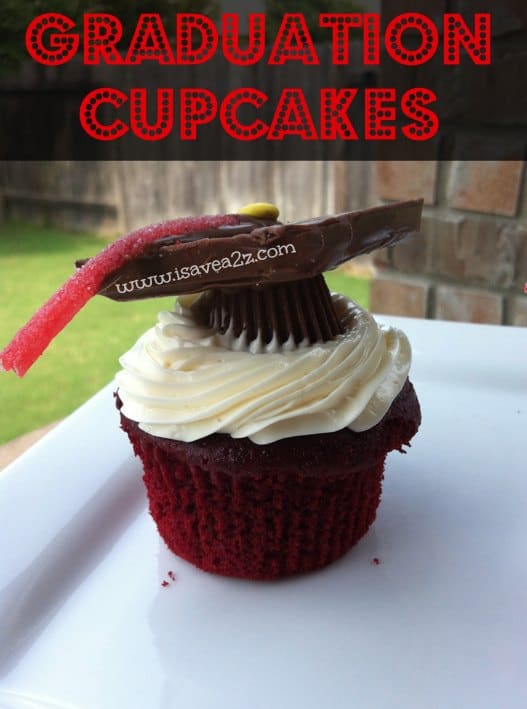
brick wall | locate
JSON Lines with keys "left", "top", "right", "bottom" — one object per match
{"left": 370, "top": 1, "right": 527, "bottom": 327}
{"left": 369, "top": 161, "right": 527, "bottom": 327}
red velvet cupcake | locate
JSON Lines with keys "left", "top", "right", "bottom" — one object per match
{"left": 111, "top": 201, "right": 423, "bottom": 580}
{"left": 0, "top": 199, "right": 422, "bottom": 580}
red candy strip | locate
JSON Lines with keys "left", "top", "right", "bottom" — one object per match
{"left": 0, "top": 214, "right": 240, "bottom": 376}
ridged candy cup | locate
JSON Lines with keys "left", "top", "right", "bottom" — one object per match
{"left": 117, "top": 379, "right": 421, "bottom": 580}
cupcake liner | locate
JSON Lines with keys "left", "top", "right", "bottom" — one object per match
{"left": 121, "top": 414, "right": 386, "bottom": 580}
{"left": 117, "top": 378, "right": 420, "bottom": 580}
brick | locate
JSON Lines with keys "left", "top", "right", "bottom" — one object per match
{"left": 372, "top": 161, "right": 437, "bottom": 205}
{"left": 435, "top": 286, "right": 503, "bottom": 324}
{"left": 447, "top": 160, "right": 524, "bottom": 217}
{"left": 508, "top": 296, "right": 527, "bottom": 327}
{"left": 426, "top": 216, "right": 521, "bottom": 288}
{"left": 510, "top": 224, "right": 527, "bottom": 289}
{"left": 371, "top": 273, "right": 430, "bottom": 318}
{"left": 372, "top": 246, "right": 392, "bottom": 270}
{"left": 390, "top": 213, "right": 434, "bottom": 273}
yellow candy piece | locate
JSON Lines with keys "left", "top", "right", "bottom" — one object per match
{"left": 238, "top": 202, "right": 280, "bottom": 220}
{"left": 178, "top": 293, "right": 201, "bottom": 308}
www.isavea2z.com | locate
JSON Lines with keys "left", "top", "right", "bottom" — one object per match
{"left": 115, "top": 243, "right": 297, "bottom": 294}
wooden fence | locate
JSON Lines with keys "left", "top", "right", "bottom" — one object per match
{"left": 0, "top": 160, "right": 372, "bottom": 234}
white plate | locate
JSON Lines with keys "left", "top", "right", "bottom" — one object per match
{"left": 1, "top": 316, "right": 526, "bottom": 709}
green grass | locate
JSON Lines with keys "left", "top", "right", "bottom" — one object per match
{"left": 0, "top": 222, "right": 370, "bottom": 444}
{"left": 324, "top": 270, "right": 370, "bottom": 310}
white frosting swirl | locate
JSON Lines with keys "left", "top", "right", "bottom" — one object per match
{"left": 116, "top": 294, "right": 411, "bottom": 445}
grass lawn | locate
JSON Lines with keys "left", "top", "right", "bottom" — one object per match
{"left": 0, "top": 222, "right": 370, "bottom": 444}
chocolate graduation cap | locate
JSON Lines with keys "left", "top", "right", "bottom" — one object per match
{"left": 82, "top": 200, "right": 423, "bottom": 348}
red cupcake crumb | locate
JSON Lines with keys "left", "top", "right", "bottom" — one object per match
{"left": 168, "top": 570, "right": 176, "bottom": 581}
{"left": 371, "top": 557, "right": 381, "bottom": 565}
{"left": 161, "top": 580, "right": 170, "bottom": 587}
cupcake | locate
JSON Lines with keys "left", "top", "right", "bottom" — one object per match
{"left": 109, "top": 201, "right": 422, "bottom": 579}
{"left": 0, "top": 200, "right": 422, "bottom": 580}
